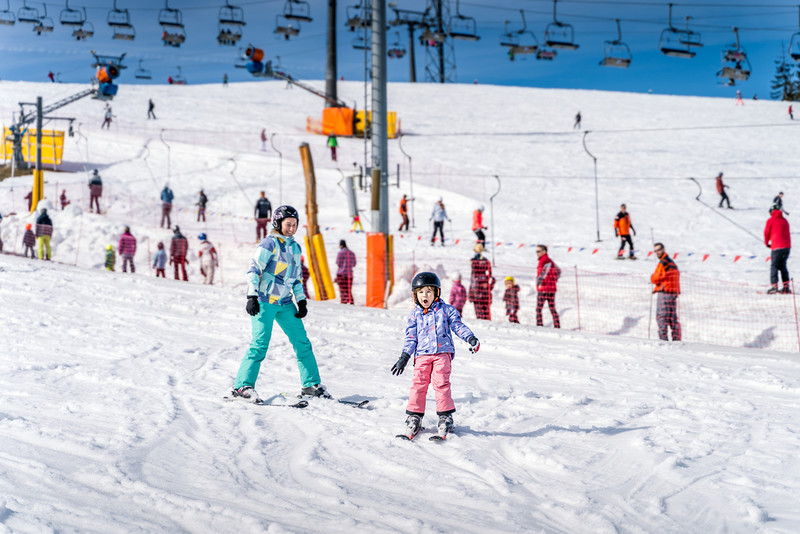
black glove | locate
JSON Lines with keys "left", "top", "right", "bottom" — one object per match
{"left": 391, "top": 352, "right": 411, "bottom": 376}
{"left": 632, "top": 228, "right": 637, "bottom": 236}
{"left": 467, "top": 336, "right": 480, "bottom": 353}
{"left": 246, "top": 296, "right": 260, "bottom": 316}
{"left": 295, "top": 300, "right": 308, "bottom": 318}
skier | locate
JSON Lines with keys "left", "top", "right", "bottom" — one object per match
{"left": 101, "top": 105, "right": 113, "bottom": 129}
{"left": 105, "top": 244, "right": 116, "bottom": 271}
{"left": 196, "top": 189, "right": 208, "bottom": 222}
{"left": 35, "top": 208, "right": 53, "bottom": 260}
{"left": 716, "top": 172, "right": 732, "bottom": 209}
{"left": 614, "top": 203, "right": 637, "bottom": 259}
{"left": 764, "top": 207, "right": 791, "bottom": 294}
{"left": 152, "top": 242, "right": 167, "bottom": 278}
{"left": 118, "top": 226, "right": 137, "bottom": 273}
{"left": 48, "top": 71, "right": 54, "bottom": 82}
{"left": 503, "top": 276, "right": 520, "bottom": 324}
{"left": 573, "top": 111, "right": 582, "bottom": 129}
{"left": 790, "top": 105, "right": 794, "bottom": 120}
{"left": 60, "top": 189, "right": 70, "bottom": 210}
{"left": 231, "top": 205, "right": 331, "bottom": 403}
{"left": 335, "top": 239, "right": 356, "bottom": 304}
{"left": 430, "top": 198, "right": 451, "bottom": 246}
{"left": 535, "top": 245, "right": 561, "bottom": 328}
{"left": 222, "top": 73, "right": 228, "bottom": 86}
{"left": 260, "top": 128, "right": 267, "bottom": 151}
{"left": 472, "top": 205, "right": 487, "bottom": 245}
{"left": 772, "top": 192, "right": 789, "bottom": 216}
{"left": 390, "top": 272, "right": 480, "bottom": 441}
{"left": 735, "top": 90, "right": 744, "bottom": 106}
{"left": 160, "top": 184, "right": 174, "bottom": 229}
{"left": 398, "top": 194, "right": 413, "bottom": 232}
{"left": 327, "top": 134, "right": 338, "bottom": 162}
{"left": 24, "top": 190, "right": 33, "bottom": 212}
{"left": 449, "top": 272, "right": 467, "bottom": 315}
{"left": 169, "top": 226, "right": 189, "bottom": 281}
{"left": 148, "top": 99, "right": 157, "bottom": 120}
{"left": 88, "top": 169, "right": 103, "bottom": 214}
{"left": 254, "top": 191, "right": 272, "bottom": 241}
{"left": 651, "top": 242, "right": 681, "bottom": 341}
{"left": 469, "top": 243, "right": 494, "bottom": 320}
{"left": 22, "top": 223, "right": 36, "bottom": 258}
{"left": 351, "top": 214, "right": 363, "bottom": 232}
{"left": 197, "top": 233, "right": 219, "bottom": 285}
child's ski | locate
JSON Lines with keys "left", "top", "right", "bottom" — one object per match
{"left": 280, "top": 393, "right": 370, "bottom": 409}
{"left": 396, "top": 426, "right": 424, "bottom": 441}
{"left": 223, "top": 396, "right": 308, "bottom": 409}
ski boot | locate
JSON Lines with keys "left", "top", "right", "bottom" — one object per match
{"left": 300, "top": 383, "right": 332, "bottom": 399}
{"left": 767, "top": 285, "right": 779, "bottom": 295}
{"left": 431, "top": 414, "right": 454, "bottom": 441}
{"left": 780, "top": 285, "right": 792, "bottom": 294}
{"left": 397, "top": 414, "right": 422, "bottom": 441}
{"left": 231, "top": 386, "right": 261, "bottom": 403}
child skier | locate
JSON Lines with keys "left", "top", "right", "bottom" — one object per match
{"left": 503, "top": 276, "right": 520, "bottom": 323}
{"left": 152, "top": 241, "right": 167, "bottom": 277}
{"left": 391, "top": 272, "right": 480, "bottom": 441}
{"left": 449, "top": 272, "right": 467, "bottom": 315}
{"left": 22, "top": 223, "right": 36, "bottom": 258}
{"left": 105, "top": 244, "right": 116, "bottom": 271}
{"left": 231, "top": 205, "right": 331, "bottom": 403}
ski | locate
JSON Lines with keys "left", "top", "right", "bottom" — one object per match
{"left": 280, "top": 393, "right": 370, "bottom": 409}
{"left": 223, "top": 396, "right": 308, "bottom": 409}
{"left": 396, "top": 427, "right": 424, "bottom": 441}
{"left": 337, "top": 399, "right": 370, "bottom": 408}
{"left": 429, "top": 435, "right": 447, "bottom": 442}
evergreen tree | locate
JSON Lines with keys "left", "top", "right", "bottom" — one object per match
{"left": 770, "top": 53, "right": 795, "bottom": 100}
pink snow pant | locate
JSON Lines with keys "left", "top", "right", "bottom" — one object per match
{"left": 406, "top": 353, "right": 455, "bottom": 416}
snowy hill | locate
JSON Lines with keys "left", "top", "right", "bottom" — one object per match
{"left": 2, "top": 80, "right": 800, "bottom": 533}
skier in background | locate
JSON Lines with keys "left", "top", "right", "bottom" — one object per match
{"left": 716, "top": 172, "right": 732, "bottom": 209}
{"left": 472, "top": 205, "right": 487, "bottom": 246}
{"left": 88, "top": 169, "right": 103, "bottom": 214}
{"left": 772, "top": 192, "right": 789, "bottom": 216}
{"left": 152, "top": 242, "right": 167, "bottom": 278}
{"left": 735, "top": 90, "right": 744, "bottom": 106}
{"left": 503, "top": 276, "right": 520, "bottom": 324}
{"left": 231, "top": 205, "right": 331, "bottom": 403}
{"left": 430, "top": 198, "right": 451, "bottom": 246}
{"left": 790, "top": 105, "right": 794, "bottom": 120}
{"left": 535, "top": 245, "right": 561, "bottom": 329}
{"left": 197, "top": 233, "right": 219, "bottom": 285}
{"left": 170, "top": 226, "right": 189, "bottom": 281}
{"left": 22, "top": 223, "right": 36, "bottom": 258}
{"left": 24, "top": 190, "right": 33, "bottom": 212}
{"left": 573, "top": 111, "right": 582, "bottom": 129}
{"left": 223, "top": 73, "right": 228, "bottom": 86}
{"left": 449, "top": 272, "right": 467, "bottom": 315}
{"left": 105, "top": 244, "right": 116, "bottom": 271}
{"left": 614, "top": 203, "right": 637, "bottom": 259}
{"left": 764, "top": 207, "right": 791, "bottom": 294}
{"left": 160, "top": 184, "right": 174, "bottom": 228}
{"left": 118, "top": 226, "right": 137, "bottom": 273}
{"left": 148, "top": 99, "right": 157, "bottom": 120}
{"left": 260, "top": 128, "right": 267, "bottom": 151}
{"left": 60, "top": 189, "right": 70, "bottom": 210}
{"left": 398, "top": 194, "right": 413, "bottom": 232}
{"left": 469, "top": 243, "right": 494, "bottom": 320}
{"left": 390, "top": 271, "right": 480, "bottom": 441}
{"left": 35, "top": 208, "right": 53, "bottom": 260}
{"left": 335, "top": 239, "right": 356, "bottom": 305}
{"left": 196, "top": 189, "right": 208, "bottom": 222}
{"left": 48, "top": 71, "right": 54, "bottom": 82}
{"left": 254, "top": 191, "right": 272, "bottom": 241}
{"left": 101, "top": 105, "right": 113, "bottom": 129}
{"left": 327, "top": 134, "right": 338, "bottom": 162}
{"left": 651, "top": 242, "right": 681, "bottom": 341}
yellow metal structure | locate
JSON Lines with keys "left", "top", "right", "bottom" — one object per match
{"left": 1, "top": 128, "right": 65, "bottom": 166}
{"left": 31, "top": 169, "right": 44, "bottom": 212}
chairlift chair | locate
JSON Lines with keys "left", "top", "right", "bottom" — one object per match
{"left": 60, "top": 0, "right": 85, "bottom": 26}
{"left": 17, "top": 0, "right": 40, "bottom": 23}
{"left": 544, "top": 0, "right": 579, "bottom": 50}
{"left": 420, "top": 25, "right": 447, "bottom": 45}
{"left": 448, "top": 0, "right": 479, "bottom": 41}
{"left": 73, "top": 20, "right": 94, "bottom": 40}
{"left": 283, "top": 0, "right": 311, "bottom": 23}
{"left": 158, "top": 0, "right": 184, "bottom": 29}
{"left": 789, "top": 6, "right": 800, "bottom": 62}
{"left": 33, "top": 5, "right": 54, "bottom": 35}
{"left": 0, "top": 0, "right": 15, "bottom": 25}
{"left": 388, "top": 32, "right": 406, "bottom": 58}
{"left": 162, "top": 26, "right": 186, "bottom": 47}
{"left": 659, "top": 5, "right": 699, "bottom": 58}
{"left": 717, "top": 27, "right": 751, "bottom": 84}
{"left": 171, "top": 66, "right": 187, "bottom": 85}
{"left": 599, "top": 19, "right": 631, "bottom": 68}
{"left": 352, "top": 34, "right": 368, "bottom": 50}
{"left": 107, "top": 0, "right": 131, "bottom": 27}
{"left": 275, "top": 14, "right": 299, "bottom": 40}
{"left": 219, "top": 0, "right": 245, "bottom": 26}
{"left": 134, "top": 59, "right": 152, "bottom": 80}
{"left": 346, "top": 0, "right": 369, "bottom": 31}
{"left": 112, "top": 24, "right": 134, "bottom": 40}
{"left": 218, "top": 24, "right": 242, "bottom": 45}
{"left": 537, "top": 47, "right": 556, "bottom": 61}
{"left": 499, "top": 12, "right": 538, "bottom": 59}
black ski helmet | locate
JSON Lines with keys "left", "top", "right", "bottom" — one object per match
{"left": 272, "top": 205, "right": 299, "bottom": 231}
{"left": 411, "top": 272, "right": 441, "bottom": 303}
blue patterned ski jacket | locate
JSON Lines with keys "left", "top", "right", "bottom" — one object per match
{"left": 402, "top": 299, "right": 475, "bottom": 357}
{"left": 247, "top": 231, "right": 306, "bottom": 305}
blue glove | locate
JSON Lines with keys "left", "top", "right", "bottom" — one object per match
{"left": 391, "top": 352, "right": 411, "bottom": 376}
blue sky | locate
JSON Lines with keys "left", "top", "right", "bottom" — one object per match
{"left": 0, "top": 0, "right": 798, "bottom": 99}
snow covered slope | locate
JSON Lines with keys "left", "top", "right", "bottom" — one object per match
{"left": 1, "top": 80, "right": 800, "bottom": 532}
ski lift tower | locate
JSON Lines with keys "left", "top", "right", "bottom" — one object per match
{"left": 421, "top": 0, "right": 456, "bottom": 83}
{"left": 388, "top": 2, "right": 428, "bottom": 82}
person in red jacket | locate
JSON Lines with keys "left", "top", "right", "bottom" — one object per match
{"left": 716, "top": 172, "right": 732, "bottom": 209}
{"left": 764, "top": 208, "right": 791, "bottom": 294}
{"left": 469, "top": 244, "right": 494, "bottom": 320}
{"left": 535, "top": 245, "right": 560, "bottom": 328}
{"left": 118, "top": 226, "right": 137, "bottom": 273}
{"left": 472, "top": 205, "right": 487, "bottom": 245}
{"left": 651, "top": 242, "right": 681, "bottom": 341}
{"left": 169, "top": 226, "right": 189, "bottom": 281}
{"left": 449, "top": 272, "right": 467, "bottom": 314}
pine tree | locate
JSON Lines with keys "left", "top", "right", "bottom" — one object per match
{"left": 770, "top": 53, "right": 796, "bottom": 100}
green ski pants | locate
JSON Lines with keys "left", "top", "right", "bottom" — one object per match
{"left": 234, "top": 302, "right": 321, "bottom": 389}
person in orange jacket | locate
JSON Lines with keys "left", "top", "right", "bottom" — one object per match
{"left": 472, "top": 205, "right": 487, "bottom": 245}
{"left": 651, "top": 242, "right": 681, "bottom": 341}
{"left": 716, "top": 172, "right": 732, "bottom": 209}
{"left": 398, "top": 194, "right": 413, "bottom": 232}
{"left": 613, "top": 204, "right": 636, "bottom": 259}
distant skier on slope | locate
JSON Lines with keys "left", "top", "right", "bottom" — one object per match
{"left": 170, "top": 226, "right": 189, "bottom": 281}
{"left": 88, "top": 170, "right": 103, "bottom": 214}
{"left": 118, "top": 226, "right": 137, "bottom": 273}
{"left": 535, "top": 245, "right": 561, "bottom": 329}
{"left": 614, "top": 203, "right": 637, "bottom": 259}
{"left": 503, "top": 276, "right": 520, "bottom": 324}
{"left": 390, "top": 271, "right": 480, "bottom": 441}
{"left": 231, "top": 205, "right": 331, "bottom": 404}
{"left": 254, "top": 191, "right": 272, "bottom": 241}
{"left": 449, "top": 272, "right": 467, "bottom": 315}
{"left": 197, "top": 233, "right": 219, "bottom": 285}
{"left": 716, "top": 172, "right": 732, "bottom": 209}
{"left": 152, "top": 242, "right": 167, "bottom": 278}
{"left": 160, "top": 184, "right": 174, "bottom": 228}
{"left": 764, "top": 207, "right": 791, "bottom": 294}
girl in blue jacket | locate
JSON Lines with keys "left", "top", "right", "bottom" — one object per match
{"left": 391, "top": 272, "right": 480, "bottom": 439}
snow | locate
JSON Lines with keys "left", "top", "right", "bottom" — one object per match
{"left": 1, "top": 79, "right": 800, "bottom": 533}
